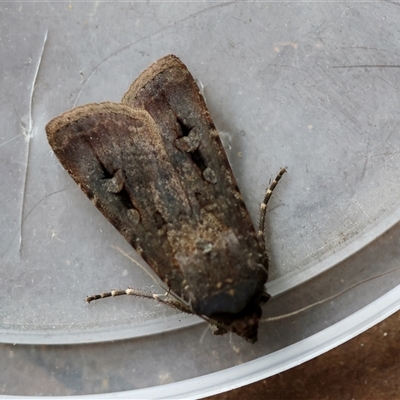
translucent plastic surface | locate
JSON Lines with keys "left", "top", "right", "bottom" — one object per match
{"left": 1, "top": 2, "right": 400, "bottom": 397}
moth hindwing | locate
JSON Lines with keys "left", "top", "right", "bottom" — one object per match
{"left": 46, "top": 55, "right": 285, "bottom": 343}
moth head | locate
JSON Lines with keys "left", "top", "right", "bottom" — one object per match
{"left": 208, "top": 302, "right": 264, "bottom": 343}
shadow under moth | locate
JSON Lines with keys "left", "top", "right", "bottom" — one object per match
{"left": 46, "top": 55, "right": 285, "bottom": 343}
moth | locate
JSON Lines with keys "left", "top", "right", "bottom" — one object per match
{"left": 46, "top": 55, "right": 285, "bottom": 343}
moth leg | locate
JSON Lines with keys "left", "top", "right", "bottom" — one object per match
{"left": 257, "top": 168, "right": 286, "bottom": 255}
{"left": 86, "top": 288, "right": 193, "bottom": 314}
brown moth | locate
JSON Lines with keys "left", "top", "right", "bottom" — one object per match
{"left": 46, "top": 55, "right": 285, "bottom": 343}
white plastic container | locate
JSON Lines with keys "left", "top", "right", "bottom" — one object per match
{"left": 1, "top": 2, "right": 400, "bottom": 397}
